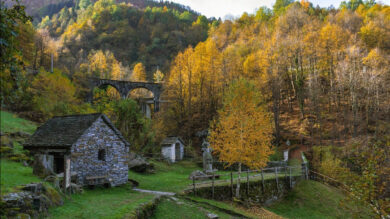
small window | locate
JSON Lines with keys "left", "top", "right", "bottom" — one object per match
{"left": 98, "top": 149, "right": 106, "bottom": 161}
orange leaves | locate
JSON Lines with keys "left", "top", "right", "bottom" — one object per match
{"left": 209, "top": 79, "right": 273, "bottom": 170}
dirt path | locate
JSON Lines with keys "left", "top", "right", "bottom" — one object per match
{"left": 133, "top": 188, "right": 176, "bottom": 196}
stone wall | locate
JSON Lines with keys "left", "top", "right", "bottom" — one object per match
{"left": 188, "top": 175, "right": 304, "bottom": 205}
{"left": 71, "top": 117, "right": 129, "bottom": 186}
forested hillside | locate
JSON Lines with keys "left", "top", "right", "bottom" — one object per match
{"left": 1, "top": 0, "right": 389, "bottom": 216}
{"left": 160, "top": 1, "right": 390, "bottom": 215}
{"left": 4, "top": 0, "right": 200, "bottom": 24}
{"left": 5, "top": 0, "right": 213, "bottom": 78}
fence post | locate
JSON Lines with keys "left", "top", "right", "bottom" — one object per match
{"left": 275, "top": 167, "right": 279, "bottom": 191}
{"left": 212, "top": 171, "right": 215, "bottom": 199}
{"left": 230, "top": 172, "right": 234, "bottom": 199}
{"left": 261, "top": 169, "right": 265, "bottom": 193}
{"left": 305, "top": 164, "right": 309, "bottom": 180}
{"left": 246, "top": 170, "right": 249, "bottom": 197}
{"left": 193, "top": 177, "right": 196, "bottom": 196}
{"left": 284, "top": 166, "right": 287, "bottom": 179}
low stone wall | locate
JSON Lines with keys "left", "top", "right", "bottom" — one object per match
{"left": 187, "top": 175, "right": 303, "bottom": 205}
{"left": 130, "top": 196, "right": 161, "bottom": 219}
{"left": 0, "top": 183, "right": 63, "bottom": 218}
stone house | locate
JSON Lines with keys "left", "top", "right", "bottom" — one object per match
{"left": 161, "top": 137, "right": 185, "bottom": 163}
{"left": 24, "top": 113, "right": 130, "bottom": 188}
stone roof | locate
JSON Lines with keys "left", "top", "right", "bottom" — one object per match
{"left": 24, "top": 113, "right": 130, "bottom": 148}
{"left": 161, "top": 136, "right": 185, "bottom": 146}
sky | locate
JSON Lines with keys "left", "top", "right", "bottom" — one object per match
{"left": 168, "top": 0, "right": 390, "bottom": 19}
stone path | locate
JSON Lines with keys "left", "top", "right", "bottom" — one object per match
{"left": 133, "top": 188, "right": 175, "bottom": 196}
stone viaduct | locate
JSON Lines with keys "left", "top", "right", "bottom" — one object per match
{"left": 87, "top": 78, "right": 163, "bottom": 112}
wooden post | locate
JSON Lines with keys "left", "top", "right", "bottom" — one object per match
{"left": 275, "top": 167, "right": 279, "bottom": 191}
{"left": 230, "top": 172, "right": 234, "bottom": 199}
{"left": 193, "top": 177, "right": 196, "bottom": 196}
{"left": 212, "top": 171, "right": 215, "bottom": 199}
{"left": 246, "top": 170, "right": 249, "bottom": 197}
{"left": 261, "top": 169, "right": 265, "bottom": 193}
{"left": 305, "top": 164, "right": 309, "bottom": 180}
{"left": 284, "top": 166, "right": 287, "bottom": 179}
{"left": 289, "top": 167, "right": 292, "bottom": 188}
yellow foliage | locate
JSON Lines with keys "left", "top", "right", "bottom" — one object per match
{"left": 209, "top": 79, "right": 273, "bottom": 170}
{"left": 28, "top": 70, "right": 77, "bottom": 119}
{"left": 131, "top": 62, "right": 147, "bottom": 82}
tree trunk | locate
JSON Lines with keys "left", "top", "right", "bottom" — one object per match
{"left": 236, "top": 162, "right": 241, "bottom": 198}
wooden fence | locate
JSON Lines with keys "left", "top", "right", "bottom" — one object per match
{"left": 191, "top": 164, "right": 308, "bottom": 199}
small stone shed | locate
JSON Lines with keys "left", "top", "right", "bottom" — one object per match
{"left": 161, "top": 137, "right": 185, "bottom": 163}
{"left": 24, "top": 113, "right": 130, "bottom": 188}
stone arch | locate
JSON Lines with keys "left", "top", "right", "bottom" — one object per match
{"left": 88, "top": 78, "right": 163, "bottom": 112}
{"left": 93, "top": 82, "right": 122, "bottom": 100}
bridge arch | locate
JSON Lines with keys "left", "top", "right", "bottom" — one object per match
{"left": 88, "top": 78, "right": 163, "bottom": 112}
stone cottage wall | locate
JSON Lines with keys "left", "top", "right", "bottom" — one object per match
{"left": 71, "top": 117, "right": 129, "bottom": 186}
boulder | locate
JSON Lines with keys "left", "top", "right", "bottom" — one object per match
{"left": 207, "top": 213, "right": 219, "bottom": 219}
{"left": 21, "top": 183, "right": 45, "bottom": 194}
{"left": 189, "top": 170, "right": 210, "bottom": 180}
{"left": 128, "top": 152, "right": 154, "bottom": 173}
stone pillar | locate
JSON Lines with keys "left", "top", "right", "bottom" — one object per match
{"left": 145, "top": 104, "right": 151, "bottom": 119}
{"left": 63, "top": 154, "right": 71, "bottom": 193}
{"left": 154, "top": 99, "right": 160, "bottom": 112}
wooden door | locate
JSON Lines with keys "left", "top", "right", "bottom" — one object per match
{"left": 175, "top": 143, "right": 180, "bottom": 161}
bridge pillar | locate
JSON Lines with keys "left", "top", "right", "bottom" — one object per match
{"left": 154, "top": 100, "right": 160, "bottom": 112}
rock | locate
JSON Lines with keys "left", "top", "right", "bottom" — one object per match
{"left": 1, "top": 135, "right": 14, "bottom": 148}
{"left": 1, "top": 183, "right": 63, "bottom": 217}
{"left": 188, "top": 170, "right": 210, "bottom": 180}
{"left": 207, "top": 213, "right": 219, "bottom": 219}
{"left": 128, "top": 152, "right": 154, "bottom": 173}
{"left": 21, "top": 183, "right": 44, "bottom": 194}
{"left": 128, "top": 179, "right": 140, "bottom": 187}
{"left": 10, "top": 131, "right": 31, "bottom": 138}
{"left": 16, "top": 213, "right": 31, "bottom": 219}
{"left": 70, "top": 183, "right": 83, "bottom": 194}
{"left": 170, "top": 197, "right": 179, "bottom": 201}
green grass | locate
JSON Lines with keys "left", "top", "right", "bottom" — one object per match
{"left": 187, "top": 196, "right": 258, "bottom": 218}
{"left": 0, "top": 159, "right": 42, "bottom": 193}
{"left": 0, "top": 111, "right": 37, "bottom": 134}
{"left": 151, "top": 197, "right": 234, "bottom": 219}
{"left": 267, "top": 180, "right": 375, "bottom": 219}
{"left": 129, "top": 160, "right": 199, "bottom": 193}
{"left": 48, "top": 185, "right": 156, "bottom": 219}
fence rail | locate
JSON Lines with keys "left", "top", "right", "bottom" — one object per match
{"left": 191, "top": 164, "right": 308, "bottom": 199}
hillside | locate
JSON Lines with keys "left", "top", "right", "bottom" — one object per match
{"left": 24, "top": 0, "right": 213, "bottom": 80}
{"left": 4, "top": 0, "right": 200, "bottom": 24}
{"left": 268, "top": 180, "right": 375, "bottom": 219}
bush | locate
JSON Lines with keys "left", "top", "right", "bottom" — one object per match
{"left": 27, "top": 69, "right": 78, "bottom": 120}
{"left": 111, "top": 99, "right": 156, "bottom": 153}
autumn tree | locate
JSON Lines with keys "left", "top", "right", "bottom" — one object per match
{"left": 153, "top": 68, "right": 164, "bottom": 82}
{"left": 28, "top": 69, "right": 78, "bottom": 120}
{"left": 132, "top": 62, "right": 147, "bottom": 82}
{"left": 209, "top": 79, "right": 273, "bottom": 198}
{"left": 0, "top": 0, "right": 31, "bottom": 104}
